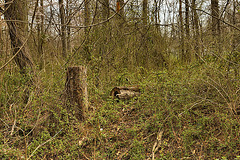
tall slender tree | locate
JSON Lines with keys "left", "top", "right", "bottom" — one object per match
{"left": 59, "top": 0, "right": 67, "bottom": 57}
{"left": 142, "top": 0, "right": 148, "bottom": 26}
{"left": 211, "top": 0, "right": 220, "bottom": 36}
{"left": 66, "top": 0, "right": 72, "bottom": 52}
{"left": 192, "top": 0, "right": 200, "bottom": 59}
{"left": 0, "top": 20, "right": 2, "bottom": 56}
{"left": 232, "top": 0, "right": 237, "bottom": 49}
{"left": 179, "top": 0, "right": 185, "bottom": 61}
{"left": 185, "top": 0, "right": 190, "bottom": 62}
{"left": 211, "top": 0, "right": 221, "bottom": 54}
{"left": 84, "top": 0, "right": 90, "bottom": 34}
{"left": 84, "top": 0, "right": 91, "bottom": 62}
{"left": 36, "top": 0, "right": 44, "bottom": 69}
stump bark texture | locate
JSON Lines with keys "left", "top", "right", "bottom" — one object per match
{"left": 65, "top": 66, "right": 88, "bottom": 120}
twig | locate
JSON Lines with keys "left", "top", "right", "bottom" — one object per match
{"left": 10, "top": 109, "right": 16, "bottom": 136}
{"left": 117, "top": 143, "right": 134, "bottom": 159}
{"left": 27, "top": 128, "right": 62, "bottom": 160}
{"left": 0, "top": 118, "right": 9, "bottom": 128}
{"left": 147, "top": 130, "right": 163, "bottom": 160}
{"left": 0, "top": 1, "right": 13, "bottom": 7}
{"left": 81, "top": 152, "right": 90, "bottom": 160}
{"left": 178, "top": 100, "right": 205, "bottom": 117}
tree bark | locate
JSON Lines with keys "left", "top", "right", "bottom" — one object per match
{"left": 185, "top": 0, "right": 190, "bottom": 62}
{"left": 65, "top": 66, "right": 88, "bottom": 121}
{"left": 232, "top": 0, "right": 237, "bottom": 49}
{"left": 66, "top": 0, "right": 72, "bottom": 52}
{"left": 211, "top": 0, "right": 221, "bottom": 54}
{"left": 84, "top": 0, "right": 91, "bottom": 61}
{"left": 84, "top": 0, "right": 90, "bottom": 34}
{"left": 4, "top": 0, "right": 33, "bottom": 73}
{"left": 37, "top": 0, "right": 44, "bottom": 69}
{"left": 211, "top": 0, "right": 220, "bottom": 37}
{"left": 59, "top": 0, "right": 67, "bottom": 57}
{"left": 179, "top": 0, "right": 185, "bottom": 62}
{"left": 192, "top": 0, "right": 200, "bottom": 59}
{"left": 142, "top": 0, "right": 148, "bottom": 26}
{"left": 0, "top": 21, "right": 2, "bottom": 56}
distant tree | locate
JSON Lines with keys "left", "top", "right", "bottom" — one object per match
{"left": 36, "top": 0, "right": 45, "bottom": 69}
{"left": 66, "top": 0, "right": 72, "bottom": 52}
{"left": 232, "top": 0, "right": 237, "bottom": 49}
{"left": 59, "top": 0, "right": 67, "bottom": 57}
{"left": 142, "top": 0, "right": 148, "bottom": 26}
{"left": 84, "top": 0, "right": 91, "bottom": 62}
{"left": 179, "top": 0, "right": 185, "bottom": 62}
{"left": 211, "top": 0, "right": 220, "bottom": 36}
{"left": 185, "top": 0, "right": 190, "bottom": 62}
{"left": 192, "top": 0, "right": 200, "bottom": 59}
{"left": 0, "top": 19, "right": 2, "bottom": 56}
{"left": 211, "top": 0, "right": 221, "bottom": 53}
{"left": 4, "top": 0, "right": 33, "bottom": 74}
{"left": 84, "top": 0, "right": 90, "bottom": 34}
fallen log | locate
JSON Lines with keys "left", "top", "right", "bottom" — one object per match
{"left": 110, "top": 86, "right": 141, "bottom": 100}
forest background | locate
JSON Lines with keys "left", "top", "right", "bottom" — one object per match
{"left": 0, "top": 0, "right": 240, "bottom": 159}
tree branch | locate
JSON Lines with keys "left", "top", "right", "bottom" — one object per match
{"left": 187, "top": 2, "right": 240, "bottom": 32}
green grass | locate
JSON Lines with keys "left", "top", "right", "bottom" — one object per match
{"left": 0, "top": 57, "right": 240, "bottom": 159}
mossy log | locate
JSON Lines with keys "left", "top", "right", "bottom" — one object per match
{"left": 65, "top": 66, "right": 88, "bottom": 121}
{"left": 110, "top": 86, "right": 141, "bottom": 100}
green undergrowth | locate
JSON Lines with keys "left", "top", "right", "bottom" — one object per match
{"left": 0, "top": 60, "right": 240, "bottom": 159}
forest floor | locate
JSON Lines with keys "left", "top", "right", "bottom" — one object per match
{"left": 1, "top": 60, "right": 240, "bottom": 159}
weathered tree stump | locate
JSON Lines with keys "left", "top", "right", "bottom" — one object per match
{"left": 65, "top": 66, "right": 88, "bottom": 121}
{"left": 110, "top": 86, "right": 141, "bottom": 100}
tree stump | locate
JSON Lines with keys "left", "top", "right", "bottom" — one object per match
{"left": 110, "top": 86, "right": 141, "bottom": 100}
{"left": 65, "top": 66, "right": 88, "bottom": 121}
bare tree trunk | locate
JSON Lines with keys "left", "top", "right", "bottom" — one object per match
{"left": 192, "top": 0, "right": 200, "bottom": 59}
{"left": 211, "top": 0, "right": 221, "bottom": 54}
{"left": 232, "top": 0, "right": 237, "bottom": 49}
{"left": 179, "top": 0, "right": 185, "bottom": 62}
{"left": 0, "top": 22, "right": 2, "bottom": 56}
{"left": 59, "top": 0, "right": 67, "bottom": 57}
{"left": 36, "top": 0, "right": 44, "bottom": 69}
{"left": 153, "top": 0, "right": 159, "bottom": 30}
{"left": 211, "top": 0, "right": 220, "bottom": 36}
{"left": 84, "top": 0, "right": 90, "bottom": 34}
{"left": 185, "top": 0, "right": 190, "bottom": 62}
{"left": 142, "top": 0, "right": 148, "bottom": 26}
{"left": 231, "top": 0, "right": 239, "bottom": 78}
{"left": 66, "top": 0, "right": 72, "bottom": 52}
{"left": 4, "top": 0, "right": 33, "bottom": 73}
{"left": 84, "top": 0, "right": 91, "bottom": 61}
